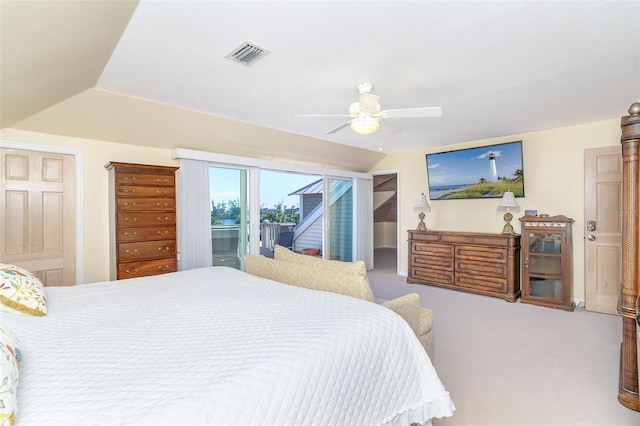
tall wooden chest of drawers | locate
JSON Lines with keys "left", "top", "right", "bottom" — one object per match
{"left": 105, "top": 162, "right": 179, "bottom": 280}
{"left": 407, "top": 230, "right": 521, "bottom": 302}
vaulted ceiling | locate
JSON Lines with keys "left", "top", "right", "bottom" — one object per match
{"left": 2, "top": 1, "right": 639, "bottom": 171}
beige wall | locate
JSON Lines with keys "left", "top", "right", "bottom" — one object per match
{"left": 1, "top": 128, "right": 175, "bottom": 284}
{"left": 370, "top": 118, "right": 621, "bottom": 302}
{"left": 2, "top": 118, "right": 623, "bottom": 298}
{"left": 374, "top": 222, "right": 398, "bottom": 248}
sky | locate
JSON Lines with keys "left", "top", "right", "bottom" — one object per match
{"left": 209, "top": 167, "right": 319, "bottom": 209}
{"left": 426, "top": 141, "right": 524, "bottom": 187}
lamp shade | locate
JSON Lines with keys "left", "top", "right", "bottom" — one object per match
{"left": 350, "top": 113, "right": 380, "bottom": 135}
{"left": 498, "top": 191, "right": 519, "bottom": 209}
{"left": 414, "top": 193, "right": 430, "bottom": 211}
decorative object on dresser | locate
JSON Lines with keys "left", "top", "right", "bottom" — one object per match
{"left": 105, "top": 162, "right": 179, "bottom": 280}
{"left": 519, "top": 214, "right": 575, "bottom": 311}
{"left": 407, "top": 230, "right": 521, "bottom": 302}
{"left": 414, "top": 193, "right": 430, "bottom": 231}
{"left": 497, "top": 190, "right": 520, "bottom": 234}
{"left": 618, "top": 101, "right": 640, "bottom": 412}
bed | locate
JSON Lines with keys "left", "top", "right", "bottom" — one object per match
{"left": 0, "top": 266, "right": 454, "bottom": 425}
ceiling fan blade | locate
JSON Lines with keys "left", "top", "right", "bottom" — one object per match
{"left": 381, "top": 119, "right": 403, "bottom": 134}
{"left": 326, "top": 121, "right": 352, "bottom": 135}
{"left": 358, "top": 93, "right": 380, "bottom": 113}
{"left": 295, "top": 114, "right": 350, "bottom": 117}
{"left": 379, "top": 106, "right": 442, "bottom": 119}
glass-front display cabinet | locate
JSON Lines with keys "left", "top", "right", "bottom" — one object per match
{"left": 519, "top": 214, "right": 575, "bottom": 311}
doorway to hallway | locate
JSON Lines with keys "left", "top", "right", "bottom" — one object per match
{"left": 373, "top": 172, "right": 398, "bottom": 273}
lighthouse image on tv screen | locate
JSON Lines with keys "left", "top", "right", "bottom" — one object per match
{"left": 426, "top": 141, "right": 524, "bottom": 200}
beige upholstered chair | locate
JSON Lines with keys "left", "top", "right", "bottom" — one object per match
{"left": 244, "top": 245, "right": 435, "bottom": 358}
{"left": 375, "top": 294, "right": 434, "bottom": 359}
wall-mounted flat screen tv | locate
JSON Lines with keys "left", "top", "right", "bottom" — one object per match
{"left": 426, "top": 140, "right": 524, "bottom": 200}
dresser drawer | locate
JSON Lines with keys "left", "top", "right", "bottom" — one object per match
{"left": 116, "top": 173, "right": 175, "bottom": 187}
{"left": 455, "top": 245, "right": 507, "bottom": 263}
{"left": 410, "top": 266, "right": 455, "bottom": 285}
{"left": 118, "top": 240, "right": 176, "bottom": 261}
{"left": 118, "top": 258, "right": 177, "bottom": 279}
{"left": 116, "top": 198, "right": 175, "bottom": 211}
{"left": 117, "top": 212, "right": 176, "bottom": 227}
{"left": 411, "top": 242, "right": 454, "bottom": 257}
{"left": 456, "top": 259, "right": 506, "bottom": 279}
{"left": 456, "top": 273, "right": 507, "bottom": 293}
{"left": 117, "top": 226, "right": 176, "bottom": 242}
{"left": 117, "top": 186, "right": 175, "bottom": 198}
{"left": 411, "top": 254, "right": 454, "bottom": 271}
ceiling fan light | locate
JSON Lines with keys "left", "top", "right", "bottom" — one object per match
{"left": 351, "top": 114, "right": 380, "bottom": 135}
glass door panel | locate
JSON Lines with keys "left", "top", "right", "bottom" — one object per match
{"left": 529, "top": 278, "right": 563, "bottom": 300}
{"left": 259, "top": 170, "right": 319, "bottom": 257}
{"left": 209, "top": 166, "right": 249, "bottom": 270}
{"left": 529, "top": 256, "right": 562, "bottom": 276}
{"left": 325, "top": 177, "right": 353, "bottom": 262}
{"left": 528, "top": 233, "right": 562, "bottom": 254}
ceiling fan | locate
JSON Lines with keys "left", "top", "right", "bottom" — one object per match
{"left": 295, "top": 82, "right": 442, "bottom": 135}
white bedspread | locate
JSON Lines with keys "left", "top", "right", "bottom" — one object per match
{"left": 1, "top": 267, "right": 454, "bottom": 425}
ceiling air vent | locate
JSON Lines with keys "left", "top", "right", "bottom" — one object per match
{"left": 225, "top": 41, "right": 270, "bottom": 66}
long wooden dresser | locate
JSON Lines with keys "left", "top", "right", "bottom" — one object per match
{"left": 105, "top": 162, "right": 179, "bottom": 280}
{"left": 407, "top": 230, "right": 521, "bottom": 302}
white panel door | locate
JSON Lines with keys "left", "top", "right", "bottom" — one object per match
{"left": 584, "top": 146, "right": 623, "bottom": 314}
{"left": 1, "top": 148, "right": 76, "bottom": 285}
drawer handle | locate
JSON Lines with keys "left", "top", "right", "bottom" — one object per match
{"left": 124, "top": 202, "right": 137, "bottom": 207}
{"left": 158, "top": 247, "right": 170, "bottom": 252}
{"left": 157, "top": 216, "right": 170, "bottom": 222}
{"left": 124, "top": 176, "right": 137, "bottom": 181}
{"left": 156, "top": 190, "right": 168, "bottom": 195}
{"left": 124, "top": 231, "right": 138, "bottom": 237}
{"left": 125, "top": 268, "right": 139, "bottom": 274}
{"left": 123, "top": 189, "right": 137, "bottom": 194}
{"left": 125, "top": 249, "right": 139, "bottom": 255}
{"left": 125, "top": 217, "right": 138, "bottom": 223}
{"left": 156, "top": 202, "right": 169, "bottom": 207}
{"left": 158, "top": 265, "right": 170, "bottom": 271}
{"left": 157, "top": 230, "right": 168, "bottom": 235}
{"left": 156, "top": 178, "right": 168, "bottom": 183}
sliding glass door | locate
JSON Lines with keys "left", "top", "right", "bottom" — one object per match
{"left": 259, "top": 170, "right": 319, "bottom": 257}
{"left": 325, "top": 177, "right": 353, "bottom": 262}
{"left": 209, "top": 166, "right": 249, "bottom": 270}
{"left": 174, "top": 148, "right": 372, "bottom": 270}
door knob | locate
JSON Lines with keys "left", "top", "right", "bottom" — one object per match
{"left": 587, "top": 235, "right": 596, "bottom": 241}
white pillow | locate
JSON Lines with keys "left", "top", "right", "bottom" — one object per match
{"left": 0, "top": 263, "right": 47, "bottom": 316}
{"left": 0, "top": 326, "right": 22, "bottom": 425}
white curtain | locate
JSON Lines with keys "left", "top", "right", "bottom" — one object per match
{"left": 176, "top": 159, "right": 212, "bottom": 270}
{"left": 354, "top": 177, "right": 373, "bottom": 269}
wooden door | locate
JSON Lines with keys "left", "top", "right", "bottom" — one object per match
{"left": 0, "top": 148, "right": 76, "bottom": 285}
{"left": 584, "top": 146, "right": 623, "bottom": 314}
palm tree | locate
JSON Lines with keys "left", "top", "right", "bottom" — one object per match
{"left": 513, "top": 169, "right": 523, "bottom": 182}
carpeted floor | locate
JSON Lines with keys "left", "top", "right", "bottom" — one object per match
{"left": 370, "top": 248, "right": 639, "bottom": 426}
